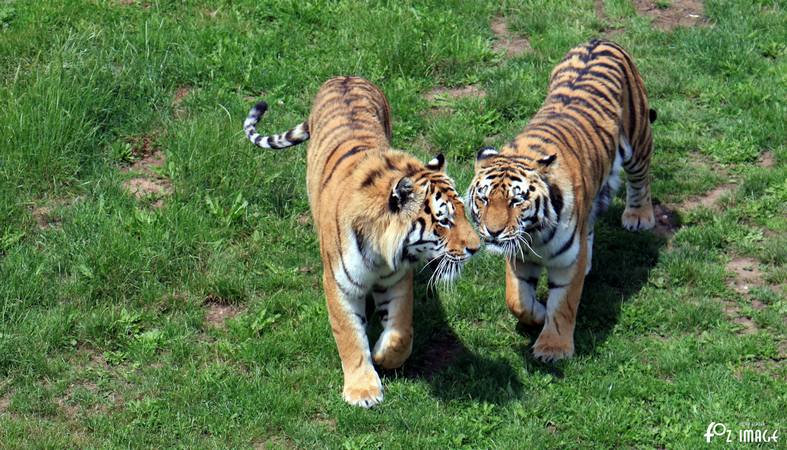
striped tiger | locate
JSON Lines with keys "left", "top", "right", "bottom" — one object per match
{"left": 467, "top": 39, "right": 656, "bottom": 362}
{"left": 244, "top": 76, "right": 480, "bottom": 407}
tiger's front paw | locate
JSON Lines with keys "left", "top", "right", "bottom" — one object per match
{"left": 372, "top": 329, "right": 413, "bottom": 369}
{"left": 343, "top": 370, "right": 384, "bottom": 408}
{"left": 532, "top": 329, "right": 574, "bottom": 363}
{"left": 622, "top": 205, "right": 655, "bottom": 231}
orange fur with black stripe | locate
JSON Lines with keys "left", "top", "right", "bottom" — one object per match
{"left": 467, "top": 40, "right": 655, "bottom": 361}
{"left": 244, "top": 76, "right": 480, "bottom": 407}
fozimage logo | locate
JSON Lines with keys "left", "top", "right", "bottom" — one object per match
{"left": 704, "top": 422, "right": 780, "bottom": 444}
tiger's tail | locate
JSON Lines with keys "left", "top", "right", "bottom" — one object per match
{"left": 243, "top": 101, "right": 310, "bottom": 150}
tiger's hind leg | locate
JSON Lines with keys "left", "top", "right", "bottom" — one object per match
{"left": 371, "top": 271, "right": 414, "bottom": 369}
{"left": 505, "top": 259, "right": 546, "bottom": 326}
{"left": 620, "top": 134, "right": 655, "bottom": 231}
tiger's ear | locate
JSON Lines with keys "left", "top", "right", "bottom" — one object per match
{"left": 537, "top": 153, "right": 557, "bottom": 168}
{"left": 475, "top": 146, "right": 499, "bottom": 170}
{"left": 389, "top": 177, "right": 414, "bottom": 213}
{"left": 425, "top": 153, "right": 445, "bottom": 171}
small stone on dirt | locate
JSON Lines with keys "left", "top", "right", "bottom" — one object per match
{"left": 726, "top": 257, "right": 765, "bottom": 296}
{"left": 652, "top": 203, "right": 681, "bottom": 237}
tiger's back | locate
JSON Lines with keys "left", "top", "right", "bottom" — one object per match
{"left": 305, "top": 77, "right": 393, "bottom": 221}
{"left": 518, "top": 38, "right": 655, "bottom": 227}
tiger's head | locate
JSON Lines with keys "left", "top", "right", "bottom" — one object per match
{"left": 381, "top": 153, "right": 481, "bottom": 283}
{"left": 467, "top": 147, "right": 560, "bottom": 257}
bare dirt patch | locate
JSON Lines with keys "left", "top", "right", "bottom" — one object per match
{"left": 726, "top": 257, "right": 765, "bottom": 296}
{"left": 172, "top": 86, "right": 192, "bottom": 119}
{"left": 312, "top": 413, "right": 337, "bottom": 431}
{"left": 594, "top": 0, "right": 625, "bottom": 37}
{"left": 633, "top": 0, "right": 709, "bottom": 31}
{"left": 722, "top": 301, "right": 758, "bottom": 335}
{"left": 424, "top": 85, "right": 486, "bottom": 102}
{"left": 490, "top": 17, "right": 532, "bottom": 58}
{"left": 679, "top": 183, "right": 736, "bottom": 211}
{"left": 404, "top": 332, "right": 465, "bottom": 379}
{"left": 121, "top": 136, "right": 172, "bottom": 207}
{"left": 204, "top": 296, "right": 241, "bottom": 329}
{"left": 758, "top": 150, "right": 776, "bottom": 169}
{"left": 57, "top": 381, "right": 105, "bottom": 418}
{"left": 0, "top": 391, "right": 11, "bottom": 414}
{"left": 31, "top": 205, "right": 60, "bottom": 229}
{"left": 296, "top": 213, "right": 311, "bottom": 226}
{"left": 424, "top": 85, "right": 486, "bottom": 115}
{"left": 254, "top": 436, "right": 296, "bottom": 450}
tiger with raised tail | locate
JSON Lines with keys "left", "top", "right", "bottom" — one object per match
{"left": 244, "top": 76, "right": 480, "bottom": 407}
{"left": 467, "top": 39, "right": 656, "bottom": 362}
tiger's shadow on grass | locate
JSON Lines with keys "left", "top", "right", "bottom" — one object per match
{"left": 376, "top": 204, "right": 667, "bottom": 402}
{"left": 515, "top": 203, "right": 668, "bottom": 375}
{"left": 374, "top": 275, "right": 524, "bottom": 405}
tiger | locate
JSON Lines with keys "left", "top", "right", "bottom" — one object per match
{"left": 243, "top": 76, "right": 480, "bottom": 407}
{"left": 467, "top": 39, "right": 656, "bottom": 362}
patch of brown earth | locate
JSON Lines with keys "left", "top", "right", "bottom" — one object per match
{"left": 404, "top": 332, "right": 465, "bottom": 379}
{"left": 203, "top": 8, "right": 220, "bottom": 19}
{"left": 172, "top": 86, "right": 191, "bottom": 119}
{"left": 633, "top": 0, "right": 709, "bottom": 31}
{"left": 117, "top": 0, "right": 151, "bottom": 7}
{"left": 312, "top": 413, "right": 337, "bottom": 431}
{"left": 726, "top": 257, "right": 765, "bottom": 296}
{"left": 57, "top": 381, "right": 105, "bottom": 418}
{"left": 204, "top": 296, "right": 241, "bottom": 329}
{"left": 31, "top": 205, "right": 60, "bottom": 229}
{"left": 423, "top": 85, "right": 486, "bottom": 115}
{"left": 652, "top": 178, "right": 737, "bottom": 238}
{"left": 412, "top": 134, "right": 435, "bottom": 153}
{"left": 0, "top": 391, "right": 11, "bottom": 414}
{"left": 490, "top": 17, "right": 532, "bottom": 58}
{"left": 722, "top": 301, "right": 758, "bottom": 335}
{"left": 594, "top": 0, "right": 626, "bottom": 37}
{"left": 254, "top": 436, "right": 296, "bottom": 450}
{"left": 679, "top": 183, "right": 736, "bottom": 211}
{"left": 296, "top": 213, "right": 311, "bottom": 226}
{"left": 424, "top": 85, "right": 486, "bottom": 102}
{"left": 121, "top": 137, "right": 172, "bottom": 207}
{"left": 30, "top": 197, "right": 82, "bottom": 230}
{"left": 758, "top": 150, "right": 776, "bottom": 168}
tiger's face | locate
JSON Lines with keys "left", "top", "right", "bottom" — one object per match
{"left": 391, "top": 154, "right": 480, "bottom": 282}
{"left": 467, "top": 147, "right": 556, "bottom": 257}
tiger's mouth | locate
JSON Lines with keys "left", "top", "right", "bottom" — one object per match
{"left": 484, "top": 233, "right": 541, "bottom": 260}
{"left": 425, "top": 253, "right": 467, "bottom": 287}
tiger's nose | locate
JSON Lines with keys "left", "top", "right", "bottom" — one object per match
{"left": 486, "top": 227, "right": 504, "bottom": 239}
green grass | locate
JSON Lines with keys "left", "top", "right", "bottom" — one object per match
{"left": 1, "top": 0, "right": 785, "bottom": 448}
